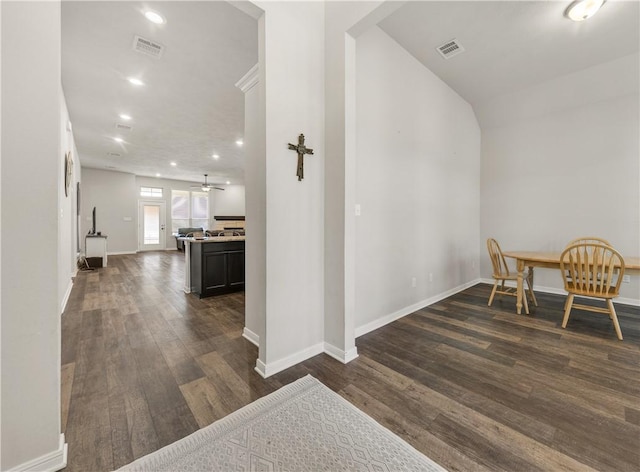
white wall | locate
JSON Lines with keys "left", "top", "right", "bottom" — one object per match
{"left": 237, "top": 64, "right": 264, "bottom": 345}
{"left": 252, "top": 0, "right": 326, "bottom": 376}
{"left": 478, "top": 54, "right": 640, "bottom": 302}
{"left": 213, "top": 185, "right": 246, "bottom": 217}
{"left": 1, "top": 1, "right": 66, "bottom": 469}
{"left": 81, "top": 168, "right": 137, "bottom": 254}
{"left": 323, "top": 0, "right": 390, "bottom": 364}
{"left": 59, "top": 89, "right": 80, "bottom": 314}
{"left": 0, "top": 0, "right": 3, "bottom": 461}
{"left": 354, "top": 26, "right": 481, "bottom": 333}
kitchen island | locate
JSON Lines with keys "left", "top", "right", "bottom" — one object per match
{"left": 179, "top": 236, "right": 245, "bottom": 298}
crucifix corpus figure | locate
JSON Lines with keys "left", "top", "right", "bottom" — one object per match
{"left": 287, "top": 133, "right": 314, "bottom": 181}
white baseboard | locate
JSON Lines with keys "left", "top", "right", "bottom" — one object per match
{"left": 324, "top": 342, "right": 358, "bottom": 364}
{"left": 7, "top": 434, "right": 67, "bottom": 472}
{"left": 597, "top": 296, "right": 636, "bottom": 306}
{"left": 251, "top": 275, "right": 637, "bottom": 379}
{"left": 242, "top": 327, "right": 259, "bottom": 346}
{"left": 107, "top": 251, "right": 137, "bottom": 256}
{"left": 355, "top": 279, "right": 481, "bottom": 338}
{"left": 254, "top": 359, "right": 267, "bottom": 378}
{"left": 61, "top": 278, "right": 73, "bottom": 315}
{"left": 479, "top": 278, "right": 640, "bottom": 307}
{"left": 254, "top": 342, "right": 324, "bottom": 378}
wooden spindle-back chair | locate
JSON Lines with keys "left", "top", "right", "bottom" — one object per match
{"left": 562, "top": 237, "right": 613, "bottom": 310}
{"left": 566, "top": 237, "right": 611, "bottom": 247}
{"left": 487, "top": 238, "right": 537, "bottom": 314}
{"left": 560, "top": 242, "right": 625, "bottom": 340}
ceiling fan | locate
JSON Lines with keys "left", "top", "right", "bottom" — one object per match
{"left": 191, "top": 174, "right": 224, "bottom": 192}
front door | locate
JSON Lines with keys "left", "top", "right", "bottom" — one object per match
{"left": 138, "top": 201, "right": 166, "bottom": 251}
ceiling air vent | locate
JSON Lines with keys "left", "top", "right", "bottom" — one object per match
{"left": 132, "top": 35, "right": 165, "bottom": 59}
{"left": 115, "top": 123, "right": 132, "bottom": 132}
{"left": 436, "top": 39, "right": 465, "bottom": 59}
{"left": 107, "top": 152, "right": 121, "bottom": 158}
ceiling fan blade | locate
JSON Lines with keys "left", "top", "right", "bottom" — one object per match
{"left": 190, "top": 175, "right": 224, "bottom": 191}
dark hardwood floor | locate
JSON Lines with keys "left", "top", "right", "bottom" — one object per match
{"left": 61, "top": 251, "right": 640, "bottom": 471}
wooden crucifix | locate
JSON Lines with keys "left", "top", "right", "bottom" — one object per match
{"left": 287, "top": 133, "right": 314, "bottom": 181}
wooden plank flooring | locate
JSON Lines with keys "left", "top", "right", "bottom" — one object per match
{"left": 61, "top": 251, "right": 640, "bottom": 471}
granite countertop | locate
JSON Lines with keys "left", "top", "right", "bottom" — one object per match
{"left": 178, "top": 236, "right": 245, "bottom": 243}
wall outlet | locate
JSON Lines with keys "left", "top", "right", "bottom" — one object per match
{"left": 354, "top": 204, "right": 361, "bottom": 216}
{"left": 622, "top": 275, "right": 631, "bottom": 283}
{"left": 429, "top": 273, "right": 433, "bottom": 282}
{"left": 411, "top": 277, "right": 416, "bottom": 287}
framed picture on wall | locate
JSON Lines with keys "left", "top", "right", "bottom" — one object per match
{"left": 76, "top": 182, "right": 81, "bottom": 252}
{"left": 64, "top": 151, "right": 73, "bottom": 197}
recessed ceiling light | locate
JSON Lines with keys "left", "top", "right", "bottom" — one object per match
{"left": 170, "top": 162, "right": 177, "bottom": 166}
{"left": 235, "top": 140, "right": 243, "bottom": 146}
{"left": 565, "top": 0, "right": 605, "bottom": 21}
{"left": 226, "top": 180, "right": 231, "bottom": 185}
{"left": 127, "top": 77, "right": 144, "bottom": 86}
{"left": 156, "top": 173, "right": 161, "bottom": 177}
{"left": 144, "top": 10, "right": 166, "bottom": 25}
{"left": 119, "top": 114, "right": 132, "bottom": 121}
{"left": 212, "top": 154, "right": 220, "bottom": 159}
{"left": 113, "top": 137, "right": 124, "bottom": 143}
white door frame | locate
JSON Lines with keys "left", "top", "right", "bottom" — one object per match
{"left": 138, "top": 200, "right": 166, "bottom": 251}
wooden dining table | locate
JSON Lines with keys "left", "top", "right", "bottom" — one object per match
{"left": 502, "top": 251, "right": 640, "bottom": 315}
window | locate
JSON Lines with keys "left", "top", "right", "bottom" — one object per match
{"left": 191, "top": 192, "right": 209, "bottom": 230}
{"left": 171, "top": 190, "right": 209, "bottom": 232}
{"left": 140, "top": 186, "right": 163, "bottom": 197}
{"left": 171, "top": 190, "right": 190, "bottom": 232}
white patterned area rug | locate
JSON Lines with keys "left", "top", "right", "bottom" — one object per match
{"left": 118, "top": 374, "right": 447, "bottom": 471}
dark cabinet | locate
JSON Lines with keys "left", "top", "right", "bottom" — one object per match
{"left": 190, "top": 241, "right": 245, "bottom": 297}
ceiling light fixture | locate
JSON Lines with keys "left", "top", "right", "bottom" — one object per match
{"left": 170, "top": 162, "right": 177, "bottom": 166}
{"left": 192, "top": 174, "right": 225, "bottom": 192}
{"left": 119, "top": 114, "right": 132, "bottom": 121}
{"left": 235, "top": 140, "right": 243, "bottom": 146}
{"left": 212, "top": 154, "right": 220, "bottom": 159}
{"left": 144, "top": 10, "right": 166, "bottom": 25}
{"left": 226, "top": 181, "right": 231, "bottom": 185}
{"left": 156, "top": 173, "right": 161, "bottom": 177}
{"left": 127, "top": 77, "right": 144, "bottom": 86}
{"left": 113, "top": 137, "right": 124, "bottom": 143}
{"left": 565, "top": 0, "right": 605, "bottom": 21}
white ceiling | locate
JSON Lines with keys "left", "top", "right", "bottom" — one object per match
{"left": 378, "top": 0, "right": 639, "bottom": 106}
{"left": 62, "top": 1, "right": 638, "bottom": 184}
{"left": 62, "top": 1, "right": 258, "bottom": 185}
